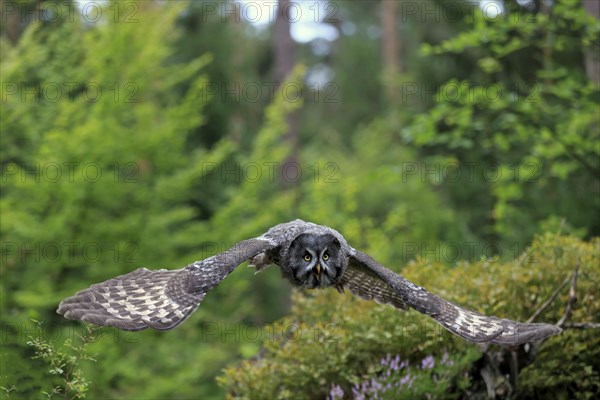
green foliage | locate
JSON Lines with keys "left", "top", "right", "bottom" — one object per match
{"left": 406, "top": 0, "right": 600, "bottom": 248}
{"left": 328, "top": 350, "right": 479, "bottom": 400}
{"left": 26, "top": 320, "right": 97, "bottom": 399}
{"left": 296, "top": 118, "right": 468, "bottom": 263}
{"left": 1, "top": 12, "right": 308, "bottom": 394}
{"left": 0, "top": 1, "right": 234, "bottom": 398}
{"left": 219, "top": 234, "right": 599, "bottom": 399}
{"left": 2, "top": 0, "right": 598, "bottom": 398}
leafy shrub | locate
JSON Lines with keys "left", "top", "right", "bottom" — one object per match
{"left": 219, "top": 233, "right": 599, "bottom": 399}
{"left": 407, "top": 0, "right": 600, "bottom": 247}
{"left": 26, "top": 320, "right": 98, "bottom": 399}
{"left": 327, "top": 350, "right": 479, "bottom": 400}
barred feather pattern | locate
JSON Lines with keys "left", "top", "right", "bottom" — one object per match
{"left": 349, "top": 250, "right": 561, "bottom": 345}
{"left": 57, "top": 268, "right": 201, "bottom": 331}
{"left": 58, "top": 220, "right": 561, "bottom": 345}
{"left": 58, "top": 237, "right": 278, "bottom": 331}
{"left": 341, "top": 258, "right": 408, "bottom": 310}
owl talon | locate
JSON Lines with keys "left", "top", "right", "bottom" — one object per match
{"left": 249, "top": 253, "right": 272, "bottom": 274}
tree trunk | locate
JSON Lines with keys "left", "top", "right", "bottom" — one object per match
{"left": 2, "top": 0, "right": 23, "bottom": 44}
{"left": 274, "top": 0, "right": 298, "bottom": 176}
{"left": 381, "top": 0, "right": 401, "bottom": 103}
{"left": 583, "top": 0, "right": 600, "bottom": 85}
{"left": 272, "top": 0, "right": 296, "bottom": 313}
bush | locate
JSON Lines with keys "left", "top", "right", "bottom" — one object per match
{"left": 219, "top": 233, "right": 599, "bottom": 399}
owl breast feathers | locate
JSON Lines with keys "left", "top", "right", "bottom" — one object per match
{"left": 58, "top": 220, "right": 561, "bottom": 345}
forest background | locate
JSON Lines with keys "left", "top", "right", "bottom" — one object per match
{"left": 1, "top": 0, "right": 599, "bottom": 398}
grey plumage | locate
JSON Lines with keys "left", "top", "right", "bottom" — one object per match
{"left": 58, "top": 220, "right": 561, "bottom": 345}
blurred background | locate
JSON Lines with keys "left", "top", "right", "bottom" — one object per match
{"left": 1, "top": 0, "right": 599, "bottom": 399}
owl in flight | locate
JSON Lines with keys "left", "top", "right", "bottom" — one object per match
{"left": 58, "top": 220, "right": 560, "bottom": 345}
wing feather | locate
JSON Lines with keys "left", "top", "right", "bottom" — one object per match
{"left": 57, "top": 237, "right": 279, "bottom": 331}
{"left": 346, "top": 250, "right": 561, "bottom": 345}
{"left": 340, "top": 258, "right": 408, "bottom": 310}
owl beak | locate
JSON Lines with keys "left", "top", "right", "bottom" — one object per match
{"left": 315, "top": 263, "right": 321, "bottom": 274}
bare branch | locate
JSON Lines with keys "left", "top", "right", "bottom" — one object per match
{"left": 557, "top": 263, "right": 580, "bottom": 328}
{"left": 563, "top": 322, "right": 600, "bottom": 329}
{"left": 527, "top": 274, "right": 570, "bottom": 323}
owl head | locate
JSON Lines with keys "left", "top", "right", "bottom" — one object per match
{"left": 285, "top": 233, "right": 345, "bottom": 288}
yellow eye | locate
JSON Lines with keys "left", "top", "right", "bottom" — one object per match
{"left": 323, "top": 253, "right": 329, "bottom": 261}
{"left": 304, "top": 254, "right": 312, "bottom": 262}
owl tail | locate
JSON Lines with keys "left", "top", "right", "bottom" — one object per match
{"left": 57, "top": 267, "right": 203, "bottom": 331}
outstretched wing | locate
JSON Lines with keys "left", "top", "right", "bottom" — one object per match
{"left": 57, "top": 237, "right": 279, "bottom": 331}
{"left": 344, "top": 250, "right": 561, "bottom": 346}
{"left": 339, "top": 258, "right": 408, "bottom": 310}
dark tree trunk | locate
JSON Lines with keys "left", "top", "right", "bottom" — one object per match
{"left": 272, "top": 0, "right": 297, "bottom": 313}
{"left": 583, "top": 0, "right": 600, "bottom": 85}
{"left": 274, "top": 0, "right": 298, "bottom": 179}
{"left": 2, "top": 0, "right": 23, "bottom": 44}
{"left": 381, "top": 0, "right": 401, "bottom": 103}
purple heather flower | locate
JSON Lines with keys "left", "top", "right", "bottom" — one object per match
{"left": 400, "top": 373, "right": 412, "bottom": 386}
{"left": 382, "top": 353, "right": 391, "bottom": 366}
{"left": 390, "top": 356, "right": 401, "bottom": 371}
{"left": 371, "top": 378, "right": 382, "bottom": 391}
{"left": 352, "top": 387, "right": 365, "bottom": 400}
{"left": 421, "top": 355, "right": 435, "bottom": 369}
{"left": 328, "top": 384, "right": 344, "bottom": 400}
{"left": 441, "top": 352, "right": 455, "bottom": 367}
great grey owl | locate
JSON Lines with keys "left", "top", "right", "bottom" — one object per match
{"left": 58, "top": 220, "right": 560, "bottom": 345}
